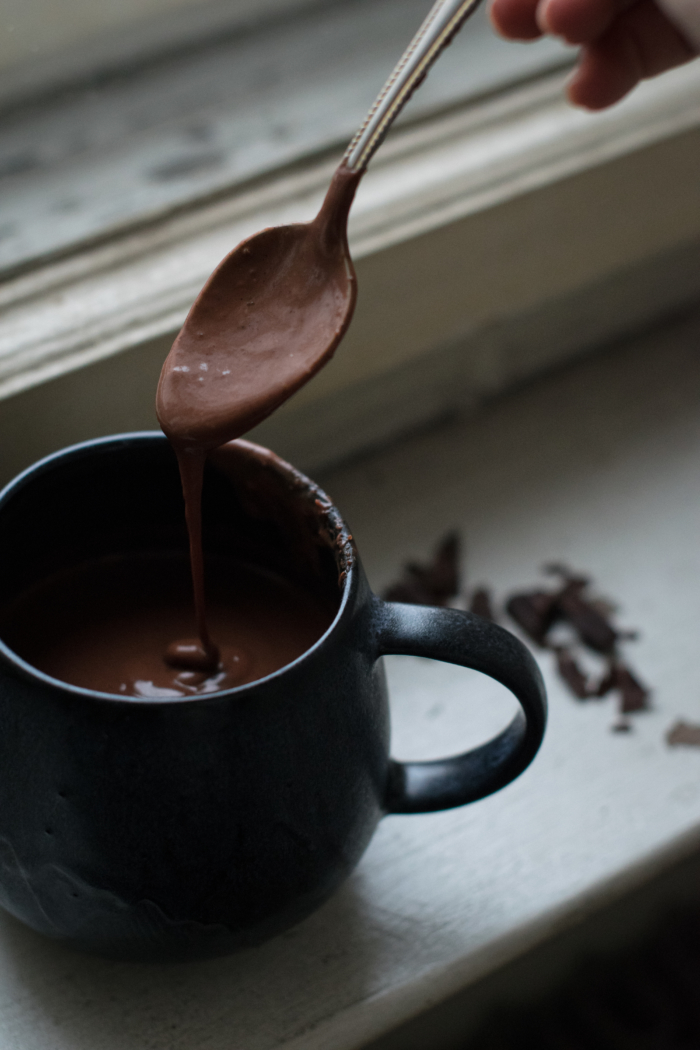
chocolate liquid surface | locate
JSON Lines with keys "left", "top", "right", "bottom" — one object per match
{"left": 154, "top": 163, "right": 361, "bottom": 673}
{"left": 1, "top": 553, "right": 334, "bottom": 698}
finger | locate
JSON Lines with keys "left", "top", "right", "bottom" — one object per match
{"left": 538, "top": 0, "right": 636, "bottom": 43}
{"left": 567, "top": 0, "right": 695, "bottom": 108}
{"left": 567, "top": 35, "right": 640, "bottom": 107}
{"left": 489, "top": 0, "right": 544, "bottom": 40}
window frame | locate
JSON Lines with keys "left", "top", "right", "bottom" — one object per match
{"left": 0, "top": 1, "right": 699, "bottom": 481}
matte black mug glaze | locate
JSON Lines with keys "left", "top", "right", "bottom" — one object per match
{"left": 0, "top": 433, "right": 547, "bottom": 961}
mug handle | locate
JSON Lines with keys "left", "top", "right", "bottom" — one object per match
{"left": 373, "top": 600, "right": 547, "bottom": 814}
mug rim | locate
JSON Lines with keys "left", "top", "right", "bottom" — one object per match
{"left": 0, "top": 431, "right": 355, "bottom": 707}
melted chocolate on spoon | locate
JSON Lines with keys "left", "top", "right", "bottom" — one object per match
{"left": 156, "top": 164, "right": 362, "bottom": 676}
{"left": 157, "top": 166, "right": 361, "bottom": 452}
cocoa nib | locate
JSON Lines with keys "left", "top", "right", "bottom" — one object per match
{"left": 470, "top": 587, "right": 494, "bottom": 622}
{"left": 383, "top": 531, "right": 461, "bottom": 607}
{"left": 667, "top": 720, "right": 700, "bottom": 747}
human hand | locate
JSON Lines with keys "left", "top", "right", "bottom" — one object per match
{"left": 489, "top": 0, "right": 698, "bottom": 109}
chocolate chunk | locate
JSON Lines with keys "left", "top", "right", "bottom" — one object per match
{"left": 506, "top": 591, "right": 558, "bottom": 646}
{"left": 595, "top": 663, "right": 617, "bottom": 697}
{"left": 416, "top": 531, "right": 461, "bottom": 604}
{"left": 470, "top": 587, "right": 494, "bottom": 622}
{"left": 383, "top": 577, "right": 439, "bottom": 605}
{"left": 383, "top": 531, "right": 461, "bottom": 607}
{"left": 543, "top": 564, "right": 622, "bottom": 653}
{"left": 554, "top": 580, "right": 618, "bottom": 654}
{"left": 596, "top": 661, "right": 649, "bottom": 712}
{"left": 553, "top": 646, "right": 591, "bottom": 699}
{"left": 615, "top": 665, "right": 649, "bottom": 714}
{"left": 666, "top": 720, "right": 700, "bottom": 747}
{"left": 543, "top": 563, "right": 589, "bottom": 587}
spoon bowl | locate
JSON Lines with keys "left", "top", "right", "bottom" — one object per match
{"left": 156, "top": 166, "right": 360, "bottom": 451}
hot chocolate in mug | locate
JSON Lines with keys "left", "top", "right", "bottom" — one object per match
{"left": 0, "top": 433, "right": 546, "bottom": 961}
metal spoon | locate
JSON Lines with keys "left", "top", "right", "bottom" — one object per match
{"left": 156, "top": 0, "right": 484, "bottom": 451}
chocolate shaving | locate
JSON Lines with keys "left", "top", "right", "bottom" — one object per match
{"left": 383, "top": 531, "right": 461, "bottom": 607}
{"left": 615, "top": 665, "right": 649, "bottom": 714}
{"left": 470, "top": 587, "right": 494, "bottom": 622}
{"left": 383, "top": 576, "right": 440, "bottom": 606}
{"left": 594, "top": 660, "right": 649, "bottom": 711}
{"left": 554, "top": 581, "right": 618, "bottom": 654}
{"left": 505, "top": 591, "right": 558, "bottom": 646}
{"left": 507, "top": 565, "right": 633, "bottom": 654}
{"left": 588, "top": 597, "right": 617, "bottom": 619}
{"left": 594, "top": 664, "right": 617, "bottom": 698}
{"left": 666, "top": 721, "right": 700, "bottom": 747}
{"left": 595, "top": 661, "right": 649, "bottom": 713}
{"left": 388, "top": 535, "right": 658, "bottom": 737}
{"left": 553, "top": 647, "right": 591, "bottom": 699}
{"left": 505, "top": 564, "right": 649, "bottom": 718}
{"left": 544, "top": 566, "right": 619, "bottom": 654}
{"left": 417, "top": 531, "right": 461, "bottom": 603}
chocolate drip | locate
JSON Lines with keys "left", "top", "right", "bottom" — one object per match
{"left": 173, "top": 448, "right": 220, "bottom": 671}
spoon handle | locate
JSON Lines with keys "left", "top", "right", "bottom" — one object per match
{"left": 343, "top": 0, "right": 484, "bottom": 173}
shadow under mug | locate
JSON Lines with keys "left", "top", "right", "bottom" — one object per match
{"left": 0, "top": 433, "right": 546, "bottom": 961}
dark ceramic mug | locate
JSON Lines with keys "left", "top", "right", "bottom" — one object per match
{"left": 0, "top": 433, "right": 546, "bottom": 961}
